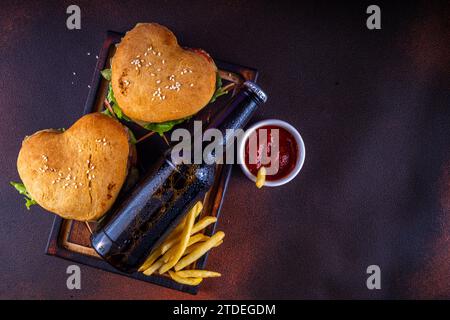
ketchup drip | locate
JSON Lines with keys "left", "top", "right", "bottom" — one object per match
{"left": 244, "top": 125, "right": 298, "bottom": 181}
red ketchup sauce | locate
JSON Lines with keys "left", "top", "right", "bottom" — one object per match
{"left": 244, "top": 125, "right": 298, "bottom": 181}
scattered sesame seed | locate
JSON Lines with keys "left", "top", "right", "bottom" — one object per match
{"left": 73, "top": 72, "right": 76, "bottom": 75}
{"left": 87, "top": 52, "right": 91, "bottom": 56}
{"left": 156, "top": 80, "right": 161, "bottom": 84}
{"left": 96, "top": 55, "right": 99, "bottom": 59}
{"left": 88, "top": 85, "right": 91, "bottom": 89}
{"left": 190, "top": 83, "right": 194, "bottom": 87}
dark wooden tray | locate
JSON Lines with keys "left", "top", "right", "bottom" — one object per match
{"left": 45, "top": 31, "right": 258, "bottom": 294}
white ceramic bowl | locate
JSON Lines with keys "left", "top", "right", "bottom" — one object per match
{"left": 238, "top": 119, "right": 305, "bottom": 187}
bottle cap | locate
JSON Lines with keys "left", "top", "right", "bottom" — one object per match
{"left": 243, "top": 81, "right": 268, "bottom": 104}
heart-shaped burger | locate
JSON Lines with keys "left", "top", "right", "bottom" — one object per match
{"left": 16, "top": 113, "right": 132, "bottom": 221}
{"left": 111, "top": 23, "right": 217, "bottom": 124}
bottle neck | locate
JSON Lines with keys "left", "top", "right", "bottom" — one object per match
{"left": 208, "top": 82, "right": 266, "bottom": 146}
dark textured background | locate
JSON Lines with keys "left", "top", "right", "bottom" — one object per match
{"left": 1, "top": 0, "right": 450, "bottom": 299}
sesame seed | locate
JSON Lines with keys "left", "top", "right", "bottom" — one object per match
{"left": 103, "top": 142, "right": 107, "bottom": 145}
{"left": 96, "top": 55, "right": 99, "bottom": 59}
{"left": 88, "top": 85, "right": 91, "bottom": 89}
{"left": 162, "top": 60, "right": 165, "bottom": 64}
{"left": 68, "top": 167, "right": 71, "bottom": 171}
{"left": 157, "top": 68, "right": 161, "bottom": 72}
{"left": 73, "top": 72, "right": 76, "bottom": 75}
{"left": 190, "top": 83, "right": 194, "bottom": 87}
{"left": 157, "top": 52, "right": 161, "bottom": 56}
{"left": 156, "top": 80, "right": 161, "bottom": 84}
{"left": 151, "top": 73, "right": 155, "bottom": 76}
{"left": 87, "top": 52, "right": 91, "bottom": 56}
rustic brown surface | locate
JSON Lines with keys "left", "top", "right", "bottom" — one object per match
{"left": 1, "top": 0, "right": 450, "bottom": 299}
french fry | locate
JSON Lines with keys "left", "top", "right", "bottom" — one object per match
{"left": 191, "top": 216, "right": 217, "bottom": 235}
{"left": 174, "top": 231, "right": 225, "bottom": 271}
{"left": 182, "top": 238, "right": 222, "bottom": 256}
{"left": 256, "top": 166, "right": 266, "bottom": 188}
{"left": 166, "top": 201, "right": 204, "bottom": 241}
{"left": 159, "top": 205, "right": 197, "bottom": 274}
{"left": 140, "top": 202, "right": 206, "bottom": 271}
{"left": 162, "top": 233, "right": 208, "bottom": 263}
{"left": 142, "top": 257, "right": 165, "bottom": 276}
{"left": 138, "top": 248, "right": 162, "bottom": 272}
{"left": 176, "top": 270, "right": 221, "bottom": 278}
{"left": 160, "top": 216, "right": 217, "bottom": 253}
{"left": 168, "top": 271, "right": 203, "bottom": 286}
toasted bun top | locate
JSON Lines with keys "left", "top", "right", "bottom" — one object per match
{"left": 111, "top": 23, "right": 217, "bottom": 123}
{"left": 17, "top": 113, "right": 131, "bottom": 221}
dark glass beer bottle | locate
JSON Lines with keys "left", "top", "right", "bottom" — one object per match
{"left": 91, "top": 81, "right": 267, "bottom": 273}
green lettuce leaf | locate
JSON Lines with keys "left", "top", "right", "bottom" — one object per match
{"left": 127, "top": 129, "right": 137, "bottom": 144}
{"left": 106, "top": 83, "right": 131, "bottom": 122}
{"left": 10, "top": 181, "right": 37, "bottom": 210}
{"left": 101, "top": 68, "right": 112, "bottom": 81}
{"left": 143, "top": 118, "right": 188, "bottom": 136}
{"left": 210, "top": 74, "right": 229, "bottom": 103}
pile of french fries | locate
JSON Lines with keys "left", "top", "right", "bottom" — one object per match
{"left": 138, "top": 201, "right": 224, "bottom": 286}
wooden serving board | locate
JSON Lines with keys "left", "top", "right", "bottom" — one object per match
{"left": 45, "top": 31, "right": 258, "bottom": 294}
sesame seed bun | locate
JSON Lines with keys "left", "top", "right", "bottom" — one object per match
{"left": 111, "top": 23, "right": 217, "bottom": 123}
{"left": 17, "top": 113, "right": 131, "bottom": 221}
